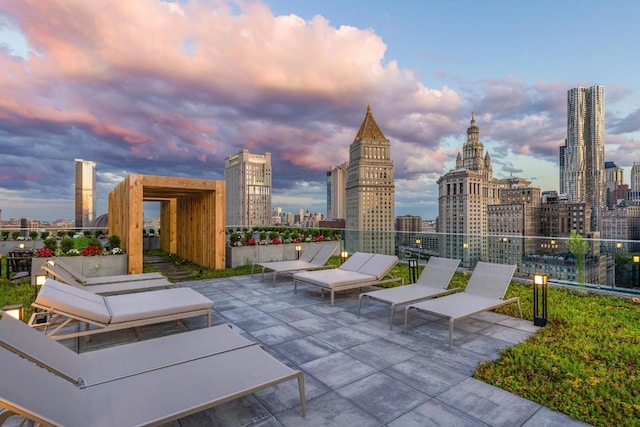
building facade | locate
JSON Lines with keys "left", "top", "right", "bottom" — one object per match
{"left": 604, "top": 161, "right": 624, "bottom": 209}
{"left": 631, "top": 163, "right": 640, "bottom": 192}
{"left": 562, "top": 85, "right": 605, "bottom": 229}
{"left": 74, "top": 159, "right": 96, "bottom": 229}
{"left": 437, "top": 113, "right": 509, "bottom": 267}
{"left": 345, "top": 106, "right": 395, "bottom": 254}
{"left": 327, "top": 162, "right": 348, "bottom": 220}
{"left": 224, "top": 150, "right": 272, "bottom": 227}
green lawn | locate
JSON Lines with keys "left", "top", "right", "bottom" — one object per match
{"left": 1, "top": 258, "right": 638, "bottom": 426}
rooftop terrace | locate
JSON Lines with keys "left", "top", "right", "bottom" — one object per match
{"left": 46, "top": 274, "right": 591, "bottom": 427}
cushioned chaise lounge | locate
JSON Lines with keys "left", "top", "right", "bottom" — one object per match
{"left": 29, "top": 278, "right": 214, "bottom": 340}
{"left": 252, "top": 244, "right": 336, "bottom": 283}
{"left": 293, "top": 252, "right": 401, "bottom": 306}
{"left": 0, "top": 314, "right": 306, "bottom": 426}
{"left": 49, "top": 256, "right": 165, "bottom": 284}
{"left": 358, "top": 256, "right": 461, "bottom": 329}
{"left": 42, "top": 259, "right": 174, "bottom": 295}
{"left": 403, "top": 261, "right": 521, "bottom": 350}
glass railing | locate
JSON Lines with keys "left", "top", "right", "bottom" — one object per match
{"left": 225, "top": 226, "right": 640, "bottom": 295}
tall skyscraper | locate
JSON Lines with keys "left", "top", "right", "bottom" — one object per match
{"left": 224, "top": 150, "right": 272, "bottom": 227}
{"left": 74, "top": 159, "right": 96, "bottom": 229}
{"left": 437, "top": 113, "right": 508, "bottom": 267}
{"left": 631, "top": 162, "right": 640, "bottom": 192}
{"left": 562, "top": 85, "right": 605, "bottom": 229}
{"left": 345, "top": 105, "right": 395, "bottom": 254}
{"left": 327, "top": 162, "right": 348, "bottom": 220}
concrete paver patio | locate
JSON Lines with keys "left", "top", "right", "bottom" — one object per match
{"left": 59, "top": 273, "right": 590, "bottom": 427}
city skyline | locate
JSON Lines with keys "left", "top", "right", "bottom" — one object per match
{"left": 1, "top": 1, "right": 639, "bottom": 221}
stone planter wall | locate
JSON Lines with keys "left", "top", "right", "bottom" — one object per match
{"left": 32, "top": 255, "right": 128, "bottom": 285}
{"left": 225, "top": 241, "right": 341, "bottom": 268}
{"left": 143, "top": 236, "right": 161, "bottom": 251}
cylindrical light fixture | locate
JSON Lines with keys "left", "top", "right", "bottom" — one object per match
{"left": 533, "top": 273, "right": 548, "bottom": 327}
{"left": 408, "top": 259, "right": 418, "bottom": 284}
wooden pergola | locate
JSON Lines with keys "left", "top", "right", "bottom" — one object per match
{"left": 108, "top": 174, "right": 225, "bottom": 274}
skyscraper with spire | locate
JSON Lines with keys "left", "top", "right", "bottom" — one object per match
{"left": 345, "top": 105, "right": 395, "bottom": 254}
{"left": 437, "top": 113, "right": 509, "bottom": 267}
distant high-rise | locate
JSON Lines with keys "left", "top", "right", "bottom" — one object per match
{"left": 631, "top": 163, "right": 640, "bottom": 192}
{"left": 345, "top": 106, "right": 395, "bottom": 254}
{"left": 604, "top": 161, "right": 624, "bottom": 209}
{"left": 437, "top": 113, "right": 509, "bottom": 267}
{"left": 327, "top": 162, "right": 348, "bottom": 220}
{"left": 74, "top": 159, "right": 96, "bottom": 229}
{"left": 224, "top": 150, "right": 272, "bottom": 227}
{"left": 562, "top": 85, "right": 605, "bottom": 229}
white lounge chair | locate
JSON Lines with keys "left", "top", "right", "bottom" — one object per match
{"left": 253, "top": 244, "right": 336, "bottom": 283}
{"left": 293, "top": 252, "right": 401, "bottom": 306}
{"left": 403, "top": 261, "right": 521, "bottom": 350}
{"left": 42, "top": 259, "right": 174, "bottom": 295}
{"left": 358, "top": 256, "right": 461, "bottom": 329}
{"left": 49, "top": 256, "right": 166, "bottom": 284}
{"left": 29, "top": 278, "right": 214, "bottom": 340}
{"left": 0, "top": 315, "right": 306, "bottom": 425}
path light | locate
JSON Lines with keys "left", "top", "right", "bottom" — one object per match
{"left": 340, "top": 250, "right": 349, "bottom": 264}
{"left": 408, "top": 259, "right": 418, "bottom": 284}
{"left": 295, "top": 245, "right": 302, "bottom": 260}
{"left": 533, "top": 273, "right": 548, "bottom": 327}
{"left": 2, "top": 304, "right": 24, "bottom": 321}
{"left": 35, "top": 274, "right": 47, "bottom": 298}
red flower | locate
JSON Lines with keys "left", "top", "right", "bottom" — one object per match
{"left": 82, "top": 245, "right": 102, "bottom": 256}
{"left": 246, "top": 238, "right": 256, "bottom": 246}
{"left": 272, "top": 237, "right": 281, "bottom": 245}
{"left": 316, "top": 235, "right": 325, "bottom": 242}
{"left": 36, "top": 247, "right": 54, "bottom": 257}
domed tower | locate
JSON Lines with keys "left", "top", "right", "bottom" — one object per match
{"left": 462, "top": 112, "right": 485, "bottom": 171}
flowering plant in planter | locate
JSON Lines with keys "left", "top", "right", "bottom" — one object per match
{"left": 316, "top": 235, "right": 325, "bottom": 242}
{"left": 246, "top": 238, "right": 256, "bottom": 246}
{"left": 110, "top": 247, "right": 125, "bottom": 255}
{"left": 82, "top": 245, "right": 102, "bottom": 256}
{"left": 65, "top": 249, "right": 81, "bottom": 256}
{"left": 35, "top": 247, "right": 54, "bottom": 257}
{"left": 272, "top": 237, "right": 281, "bottom": 245}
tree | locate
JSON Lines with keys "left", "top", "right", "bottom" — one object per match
{"left": 568, "top": 230, "right": 589, "bottom": 289}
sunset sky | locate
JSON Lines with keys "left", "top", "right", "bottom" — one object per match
{"left": 1, "top": 0, "right": 639, "bottom": 222}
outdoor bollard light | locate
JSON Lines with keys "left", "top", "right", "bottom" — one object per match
{"left": 2, "top": 304, "right": 24, "bottom": 321}
{"left": 533, "top": 273, "right": 548, "bottom": 327}
{"left": 295, "top": 244, "right": 302, "bottom": 260}
{"left": 340, "top": 250, "right": 349, "bottom": 264}
{"left": 408, "top": 259, "right": 418, "bottom": 284}
{"left": 634, "top": 256, "right": 640, "bottom": 287}
{"left": 34, "top": 274, "right": 47, "bottom": 302}
{"left": 18, "top": 243, "right": 25, "bottom": 249}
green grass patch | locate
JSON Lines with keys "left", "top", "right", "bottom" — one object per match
{"left": 475, "top": 284, "right": 640, "bottom": 427}
{"left": 0, "top": 278, "right": 36, "bottom": 321}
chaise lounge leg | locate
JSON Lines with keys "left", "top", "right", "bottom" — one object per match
{"left": 296, "top": 372, "right": 307, "bottom": 417}
{"left": 448, "top": 318, "right": 454, "bottom": 350}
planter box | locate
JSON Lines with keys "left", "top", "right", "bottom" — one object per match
{"left": 143, "top": 236, "right": 161, "bottom": 251}
{"left": 32, "top": 255, "right": 128, "bottom": 285}
{"left": 225, "top": 241, "right": 340, "bottom": 268}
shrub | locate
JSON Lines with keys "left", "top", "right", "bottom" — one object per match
{"left": 57, "top": 230, "right": 66, "bottom": 238}
{"left": 29, "top": 231, "right": 39, "bottom": 240}
{"left": 11, "top": 231, "right": 20, "bottom": 240}
{"left": 83, "top": 230, "right": 92, "bottom": 237}
{"left": 40, "top": 231, "right": 50, "bottom": 240}
{"left": 108, "top": 235, "right": 121, "bottom": 250}
{"left": 1, "top": 231, "right": 8, "bottom": 240}
{"left": 67, "top": 230, "right": 75, "bottom": 238}
{"left": 43, "top": 237, "right": 58, "bottom": 251}
{"left": 60, "top": 237, "right": 75, "bottom": 254}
